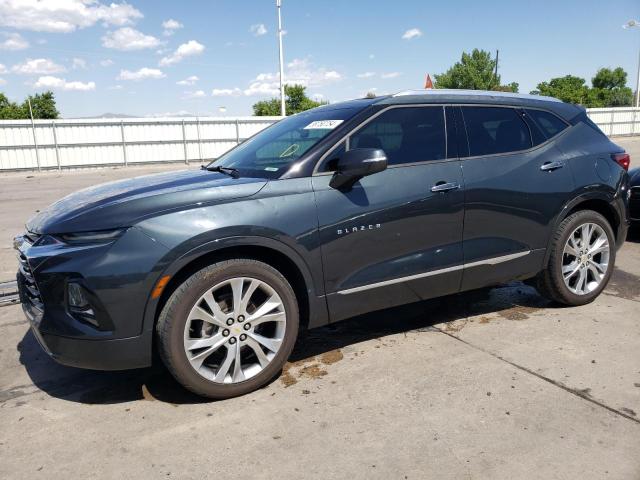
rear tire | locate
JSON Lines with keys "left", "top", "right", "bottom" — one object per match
{"left": 536, "top": 210, "right": 615, "bottom": 306}
{"left": 156, "top": 259, "right": 299, "bottom": 399}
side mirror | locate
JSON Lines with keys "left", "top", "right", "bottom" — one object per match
{"left": 329, "top": 148, "right": 388, "bottom": 190}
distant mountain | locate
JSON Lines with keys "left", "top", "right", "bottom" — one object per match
{"left": 93, "top": 113, "right": 137, "bottom": 119}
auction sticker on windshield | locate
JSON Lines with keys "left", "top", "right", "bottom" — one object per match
{"left": 303, "top": 120, "right": 344, "bottom": 130}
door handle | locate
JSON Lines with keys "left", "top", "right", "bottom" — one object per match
{"left": 431, "top": 181, "right": 460, "bottom": 193}
{"left": 540, "top": 161, "right": 564, "bottom": 171}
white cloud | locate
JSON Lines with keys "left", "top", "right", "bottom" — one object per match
{"left": 249, "top": 23, "right": 267, "bottom": 36}
{"left": 182, "top": 90, "right": 206, "bottom": 99}
{"left": 159, "top": 40, "right": 204, "bottom": 66}
{"left": 100, "top": 59, "right": 114, "bottom": 67}
{"left": 72, "top": 57, "right": 87, "bottom": 69}
{"left": 12, "top": 58, "right": 66, "bottom": 75}
{"left": 117, "top": 67, "right": 165, "bottom": 81}
{"left": 0, "top": 64, "right": 6, "bottom": 74}
{"left": 243, "top": 58, "right": 343, "bottom": 96}
{"left": 102, "top": 27, "right": 161, "bottom": 50}
{"left": 0, "top": 0, "right": 142, "bottom": 33}
{"left": 357, "top": 72, "right": 376, "bottom": 78}
{"left": 177, "top": 75, "right": 199, "bottom": 86}
{"left": 0, "top": 32, "right": 29, "bottom": 50}
{"left": 34, "top": 75, "right": 95, "bottom": 91}
{"left": 108, "top": 84, "right": 123, "bottom": 90}
{"left": 381, "top": 72, "right": 401, "bottom": 79}
{"left": 162, "top": 18, "right": 183, "bottom": 36}
{"left": 402, "top": 28, "right": 422, "bottom": 40}
{"left": 211, "top": 88, "right": 242, "bottom": 97}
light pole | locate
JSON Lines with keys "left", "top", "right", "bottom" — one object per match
{"left": 276, "top": 0, "right": 286, "bottom": 116}
{"left": 623, "top": 19, "right": 640, "bottom": 108}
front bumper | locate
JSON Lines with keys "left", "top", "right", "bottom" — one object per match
{"left": 14, "top": 228, "right": 168, "bottom": 371}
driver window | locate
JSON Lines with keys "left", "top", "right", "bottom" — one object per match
{"left": 349, "top": 107, "right": 446, "bottom": 166}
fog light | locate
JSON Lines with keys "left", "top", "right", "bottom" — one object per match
{"left": 68, "top": 283, "right": 89, "bottom": 309}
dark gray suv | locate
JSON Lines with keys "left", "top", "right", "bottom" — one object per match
{"left": 15, "top": 90, "right": 630, "bottom": 399}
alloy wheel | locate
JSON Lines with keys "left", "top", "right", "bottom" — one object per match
{"left": 561, "top": 222, "right": 610, "bottom": 295}
{"left": 183, "top": 277, "right": 287, "bottom": 383}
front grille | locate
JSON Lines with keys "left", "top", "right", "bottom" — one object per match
{"left": 17, "top": 250, "right": 44, "bottom": 312}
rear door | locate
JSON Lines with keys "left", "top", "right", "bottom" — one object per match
{"left": 458, "top": 105, "right": 575, "bottom": 290}
{"left": 312, "top": 105, "right": 465, "bottom": 322}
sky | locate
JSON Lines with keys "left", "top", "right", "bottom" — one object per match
{"left": 0, "top": 0, "right": 639, "bottom": 118}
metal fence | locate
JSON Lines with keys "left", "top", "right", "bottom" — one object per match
{"left": 585, "top": 107, "right": 640, "bottom": 137}
{"left": 0, "top": 107, "right": 639, "bottom": 171}
{"left": 0, "top": 116, "right": 281, "bottom": 171}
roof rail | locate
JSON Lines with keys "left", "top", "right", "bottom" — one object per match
{"left": 393, "top": 89, "right": 562, "bottom": 103}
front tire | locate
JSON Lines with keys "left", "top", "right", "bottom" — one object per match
{"left": 536, "top": 210, "right": 615, "bottom": 306}
{"left": 156, "top": 259, "right": 299, "bottom": 399}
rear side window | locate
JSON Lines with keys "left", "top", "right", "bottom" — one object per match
{"left": 461, "top": 107, "right": 532, "bottom": 157}
{"left": 349, "top": 106, "right": 446, "bottom": 166}
{"left": 524, "top": 109, "right": 568, "bottom": 139}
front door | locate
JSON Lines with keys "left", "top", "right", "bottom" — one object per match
{"left": 312, "top": 105, "right": 465, "bottom": 322}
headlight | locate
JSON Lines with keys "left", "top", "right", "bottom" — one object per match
{"left": 56, "top": 228, "right": 127, "bottom": 245}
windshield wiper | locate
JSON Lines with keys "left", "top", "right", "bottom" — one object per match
{"left": 202, "top": 165, "right": 240, "bottom": 178}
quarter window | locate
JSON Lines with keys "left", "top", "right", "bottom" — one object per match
{"left": 524, "top": 109, "right": 569, "bottom": 139}
{"left": 348, "top": 107, "right": 446, "bottom": 166}
{"left": 461, "top": 107, "right": 532, "bottom": 156}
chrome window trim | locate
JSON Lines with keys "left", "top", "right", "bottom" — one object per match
{"left": 312, "top": 103, "right": 573, "bottom": 175}
{"left": 313, "top": 104, "right": 448, "bottom": 175}
{"left": 336, "top": 250, "right": 530, "bottom": 295}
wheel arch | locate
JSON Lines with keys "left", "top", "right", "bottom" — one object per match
{"left": 543, "top": 193, "right": 621, "bottom": 265}
{"left": 144, "top": 236, "right": 328, "bottom": 338}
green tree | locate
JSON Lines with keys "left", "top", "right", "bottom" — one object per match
{"left": 0, "top": 91, "right": 59, "bottom": 119}
{"left": 532, "top": 75, "right": 590, "bottom": 104}
{"left": 253, "top": 84, "right": 326, "bottom": 116}
{"left": 434, "top": 49, "right": 518, "bottom": 92}
{"left": 532, "top": 68, "right": 633, "bottom": 107}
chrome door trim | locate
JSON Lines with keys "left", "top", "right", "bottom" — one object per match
{"left": 336, "top": 250, "right": 531, "bottom": 295}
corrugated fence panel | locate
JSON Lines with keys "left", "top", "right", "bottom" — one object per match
{"left": 0, "top": 116, "right": 280, "bottom": 171}
{"left": 3, "top": 109, "right": 635, "bottom": 171}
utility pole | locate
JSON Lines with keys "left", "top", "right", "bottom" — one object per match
{"left": 623, "top": 20, "right": 640, "bottom": 108}
{"left": 27, "top": 98, "right": 41, "bottom": 172}
{"left": 494, "top": 49, "right": 499, "bottom": 88}
{"left": 276, "top": 0, "right": 286, "bottom": 116}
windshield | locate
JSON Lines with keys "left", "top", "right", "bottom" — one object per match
{"left": 209, "top": 106, "right": 361, "bottom": 179}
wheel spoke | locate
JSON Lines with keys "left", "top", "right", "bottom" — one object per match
{"left": 239, "top": 279, "right": 260, "bottom": 315}
{"left": 232, "top": 341, "right": 245, "bottom": 382}
{"left": 588, "top": 236, "right": 609, "bottom": 256}
{"left": 575, "top": 268, "right": 587, "bottom": 294}
{"left": 201, "top": 291, "right": 228, "bottom": 325}
{"left": 564, "top": 243, "right": 579, "bottom": 257}
{"left": 247, "top": 295, "right": 281, "bottom": 322}
{"left": 246, "top": 337, "right": 271, "bottom": 368}
{"left": 229, "top": 278, "right": 245, "bottom": 317}
{"left": 563, "top": 263, "right": 580, "bottom": 280}
{"left": 580, "top": 224, "right": 592, "bottom": 248}
{"left": 188, "top": 305, "right": 227, "bottom": 329}
{"left": 250, "top": 311, "right": 286, "bottom": 328}
{"left": 589, "top": 260, "right": 606, "bottom": 274}
{"left": 587, "top": 264, "right": 602, "bottom": 282}
{"left": 248, "top": 332, "right": 282, "bottom": 353}
{"left": 188, "top": 334, "right": 227, "bottom": 369}
{"left": 214, "top": 344, "right": 236, "bottom": 382}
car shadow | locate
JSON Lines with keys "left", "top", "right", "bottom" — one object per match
{"left": 626, "top": 224, "right": 640, "bottom": 243}
{"left": 15, "top": 280, "right": 553, "bottom": 406}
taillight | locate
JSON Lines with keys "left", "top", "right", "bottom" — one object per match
{"left": 612, "top": 153, "right": 630, "bottom": 171}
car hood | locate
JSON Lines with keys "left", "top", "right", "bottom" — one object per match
{"left": 27, "top": 169, "right": 267, "bottom": 234}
